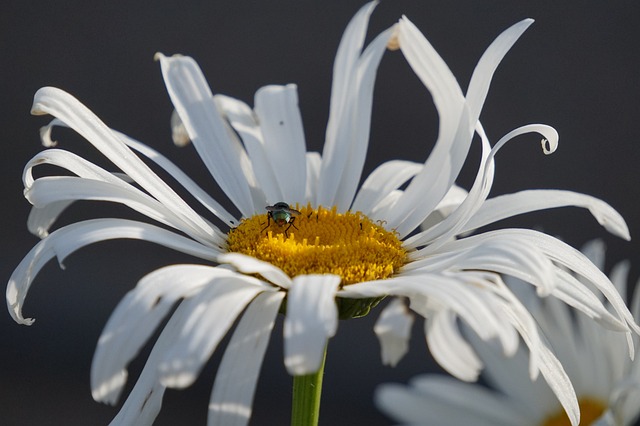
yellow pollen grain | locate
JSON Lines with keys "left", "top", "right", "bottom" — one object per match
{"left": 540, "top": 397, "right": 607, "bottom": 426}
{"left": 226, "top": 204, "right": 407, "bottom": 285}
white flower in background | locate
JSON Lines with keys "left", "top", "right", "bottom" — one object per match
{"left": 7, "top": 2, "right": 639, "bottom": 425}
{"left": 375, "top": 240, "right": 640, "bottom": 426}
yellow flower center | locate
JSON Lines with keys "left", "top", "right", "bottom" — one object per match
{"left": 227, "top": 204, "right": 407, "bottom": 286}
{"left": 541, "top": 397, "right": 607, "bottom": 426}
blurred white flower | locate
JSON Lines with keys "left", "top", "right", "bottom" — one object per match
{"left": 7, "top": 2, "right": 638, "bottom": 425}
{"left": 376, "top": 240, "right": 640, "bottom": 426}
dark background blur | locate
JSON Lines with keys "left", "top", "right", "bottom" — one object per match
{"left": 2, "top": 1, "right": 639, "bottom": 425}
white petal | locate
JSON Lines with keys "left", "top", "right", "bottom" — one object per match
{"left": 389, "top": 19, "right": 535, "bottom": 237}
{"left": 609, "top": 260, "right": 631, "bottom": 300}
{"left": 208, "top": 291, "right": 284, "bottom": 426}
{"left": 351, "top": 160, "right": 423, "bottom": 216}
{"left": 217, "top": 252, "right": 292, "bottom": 289}
{"left": 403, "top": 122, "right": 493, "bottom": 248}
{"left": 405, "top": 124, "right": 557, "bottom": 250}
{"left": 512, "top": 229, "right": 640, "bottom": 337}
{"left": 574, "top": 303, "right": 623, "bottom": 398}
{"left": 118, "top": 129, "right": 238, "bottom": 227}
{"left": 406, "top": 234, "right": 558, "bottom": 297}
{"left": 326, "top": 1, "right": 376, "bottom": 132}
{"left": 532, "top": 338, "right": 581, "bottom": 425}
{"left": 24, "top": 144, "right": 227, "bottom": 242}
{"left": 415, "top": 374, "right": 529, "bottom": 423}
{"left": 318, "top": 2, "right": 392, "bottom": 209}
{"left": 22, "top": 147, "right": 127, "bottom": 237}
{"left": 27, "top": 201, "right": 72, "bottom": 238}
{"left": 416, "top": 228, "right": 634, "bottom": 335}
{"left": 158, "top": 277, "right": 267, "bottom": 388}
{"left": 342, "top": 275, "right": 502, "bottom": 343}
{"left": 109, "top": 300, "right": 196, "bottom": 426}
{"left": 426, "top": 309, "right": 483, "bottom": 381}
{"left": 31, "top": 87, "right": 217, "bottom": 238}
{"left": 156, "top": 54, "right": 257, "bottom": 216}
{"left": 332, "top": 27, "right": 395, "bottom": 210}
{"left": 26, "top": 176, "right": 217, "bottom": 244}
{"left": 580, "top": 239, "right": 607, "bottom": 276}
{"left": 365, "top": 189, "right": 403, "bottom": 223}
{"left": 605, "top": 376, "right": 640, "bottom": 426}
{"left": 42, "top": 118, "right": 238, "bottom": 226}
{"left": 521, "top": 287, "right": 581, "bottom": 376}
{"left": 7, "top": 218, "right": 220, "bottom": 325}
{"left": 214, "top": 94, "right": 283, "bottom": 204}
{"left": 284, "top": 275, "right": 340, "bottom": 375}
{"left": 91, "top": 265, "right": 239, "bottom": 404}
{"left": 408, "top": 24, "right": 541, "bottom": 223}
{"left": 465, "top": 19, "right": 534, "bottom": 118}
{"left": 375, "top": 376, "right": 525, "bottom": 426}
{"left": 486, "top": 282, "right": 546, "bottom": 380}
{"left": 473, "top": 281, "right": 520, "bottom": 359}
{"left": 553, "top": 269, "right": 627, "bottom": 331}
{"left": 492, "top": 287, "right": 581, "bottom": 425}
{"left": 462, "top": 190, "right": 630, "bottom": 240}
{"left": 467, "top": 330, "right": 541, "bottom": 410}
{"left": 462, "top": 237, "right": 558, "bottom": 296}
{"left": 405, "top": 273, "right": 519, "bottom": 361}
{"left": 419, "top": 184, "right": 469, "bottom": 232}
{"left": 382, "top": 16, "right": 465, "bottom": 233}
{"left": 373, "top": 298, "right": 414, "bottom": 367}
{"left": 254, "top": 85, "right": 307, "bottom": 204}
{"left": 23, "top": 145, "right": 124, "bottom": 189}
{"left": 304, "top": 152, "right": 321, "bottom": 204}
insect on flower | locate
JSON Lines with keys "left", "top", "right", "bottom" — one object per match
{"left": 262, "top": 202, "right": 301, "bottom": 236}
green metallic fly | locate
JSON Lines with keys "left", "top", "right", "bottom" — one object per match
{"left": 262, "top": 202, "right": 301, "bottom": 236}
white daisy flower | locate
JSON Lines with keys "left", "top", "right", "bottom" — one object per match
{"left": 375, "top": 240, "right": 640, "bottom": 426}
{"left": 7, "top": 2, "right": 638, "bottom": 425}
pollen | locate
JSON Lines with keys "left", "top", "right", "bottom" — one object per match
{"left": 227, "top": 204, "right": 407, "bottom": 286}
{"left": 540, "top": 397, "right": 607, "bottom": 426}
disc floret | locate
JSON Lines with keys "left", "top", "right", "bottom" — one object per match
{"left": 227, "top": 204, "right": 407, "bottom": 286}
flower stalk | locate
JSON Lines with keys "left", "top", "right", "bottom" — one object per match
{"left": 291, "top": 346, "right": 327, "bottom": 426}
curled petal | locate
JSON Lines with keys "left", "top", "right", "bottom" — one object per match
{"left": 462, "top": 190, "right": 630, "bottom": 241}
{"left": 217, "top": 252, "right": 292, "bottom": 289}
{"left": 7, "top": 219, "right": 220, "bottom": 325}
{"left": 373, "top": 298, "right": 414, "bottom": 367}
{"left": 30, "top": 87, "right": 217, "bottom": 237}
{"left": 389, "top": 19, "right": 535, "bottom": 238}
{"left": 426, "top": 309, "right": 483, "bottom": 381}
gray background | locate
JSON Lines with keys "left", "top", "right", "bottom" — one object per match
{"left": 2, "top": 0, "right": 639, "bottom": 424}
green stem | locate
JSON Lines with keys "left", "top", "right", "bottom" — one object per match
{"left": 291, "top": 346, "right": 327, "bottom": 426}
